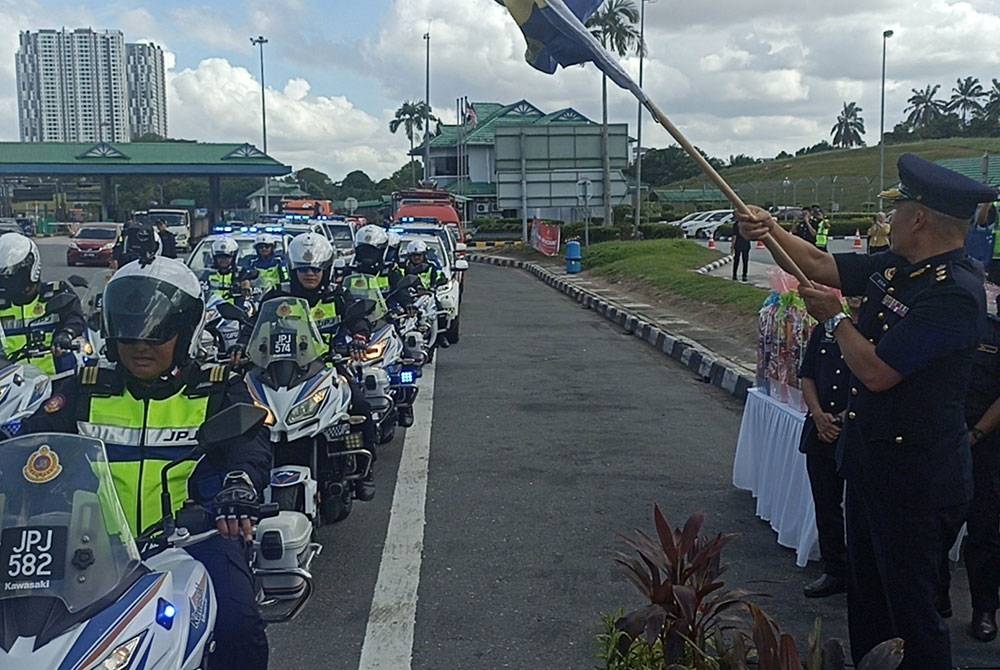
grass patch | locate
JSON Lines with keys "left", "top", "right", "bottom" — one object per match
{"left": 583, "top": 239, "right": 769, "bottom": 318}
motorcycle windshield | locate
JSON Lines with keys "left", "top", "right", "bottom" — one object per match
{"left": 247, "top": 297, "right": 325, "bottom": 370}
{"left": 344, "top": 273, "right": 387, "bottom": 322}
{"left": 0, "top": 433, "right": 140, "bottom": 613}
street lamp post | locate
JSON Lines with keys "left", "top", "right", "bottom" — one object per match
{"left": 879, "top": 29, "right": 894, "bottom": 206}
{"left": 251, "top": 35, "right": 270, "bottom": 213}
{"left": 423, "top": 31, "right": 431, "bottom": 184}
{"left": 632, "top": 0, "right": 653, "bottom": 238}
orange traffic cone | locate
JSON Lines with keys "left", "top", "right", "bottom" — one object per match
{"left": 707, "top": 233, "right": 717, "bottom": 250}
{"left": 756, "top": 239, "right": 765, "bottom": 250}
{"left": 853, "top": 229, "right": 862, "bottom": 250}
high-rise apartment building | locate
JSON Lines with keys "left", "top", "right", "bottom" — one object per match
{"left": 15, "top": 28, "right": 168, "bottom": 143}
{"left": 126, "top": 42, "right": 167, "bottom": 139}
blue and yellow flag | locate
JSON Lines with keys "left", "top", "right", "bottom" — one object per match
{"left": 498, "top": 0, "right": 644, "bottom": 100}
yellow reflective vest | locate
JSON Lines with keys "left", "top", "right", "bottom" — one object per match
{"left": 0, "top": 292, "right": 61, "bottom": 375}
{"left": 76, "top": 365, "right": 229, "bottom": 536}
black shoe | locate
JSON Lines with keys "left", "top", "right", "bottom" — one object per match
{"left": 803, "top": 574, "right": 847, "bottom": 598}
{"left": 397, "top": 406, "right": 414, "bottom": 427}
{"left": 355, "top": 475, "right": 375, "bottom": 502}
{"left": 969, "top": 610, "right": 998, "bottom": 642}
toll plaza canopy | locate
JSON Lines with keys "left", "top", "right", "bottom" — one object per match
{"left": 0, "top": 141, "right": 291, "bottom": 222}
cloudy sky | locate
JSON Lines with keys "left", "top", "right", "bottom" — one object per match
{"left": 2, "top": 0, "right": 1000, "bottom": 180}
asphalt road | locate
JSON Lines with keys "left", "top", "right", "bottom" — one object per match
{"left": 37, "top": 237, "right": 1000, "bottom": 668}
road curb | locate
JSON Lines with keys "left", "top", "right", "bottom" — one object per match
{"left": 468, "top": 253, "right": 755, "bottom": 402}
{"left": 695, "top": 254, "right": 734, "bottom": 275}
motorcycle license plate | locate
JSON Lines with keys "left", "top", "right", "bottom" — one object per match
{"left": 269, "top": 330, "right": 296, "bottom": 358}
{"left": 1, "top": 526, "right": 68, "bottom": 588}
{"left": 324, "top": 423, "right": 350, "bottom": 440}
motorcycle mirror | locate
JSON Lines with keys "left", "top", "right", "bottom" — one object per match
{"left": 67, "top": 274, "right": 90, "bottom": 289}
{"left": 43, "top": 292, "right": 75, "bottom": 316}
{"left": 216, "top": 302, "right": 250, "bottom": 325}
{"left": 453, "top": 259, "right": 470, "bottom": 271}
{"left": 240, "top": 268, "right": 260, "bottom": 281}
{"left": 195, "top": 403, "right": 268, "bottom": 452}
{"left": 343, "top": 298, "right": 376, "bottom": 323}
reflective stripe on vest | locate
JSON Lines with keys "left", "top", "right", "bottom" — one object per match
{"left": 375, "top": 274, "right": 390, "bottom": 291}
{"left": 257, "top": 264, "right": 284, "bottom": 290}
{"left": 0, "top": 295, "right": 58, "bottom": 374}
{"left": 815, "top": 221, "right": 829, "bottom": 246}
{"left": 79, "top": 391, "right": 210, "bottom": 536}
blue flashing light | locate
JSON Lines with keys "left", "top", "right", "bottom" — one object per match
{"left": 400, "top": 371, "right": 414, "bottom": 384}
{"left": 156, "top": 598, "right": 176, "bottom": 630}
{"left": 212, "top": 225, "right": 234, "bottom": 233}
{"left": 389, "top": 227, "right": 405, "bottom": 234}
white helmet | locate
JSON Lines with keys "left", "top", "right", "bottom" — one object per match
{"left": 287, "top": 232, "right": 334, "bottom": 270}
{"left": 211, "top": 236, "right": 239, "bottom": 257}
{"left": 254, "top": 232, "right": 277, "bottom": 249}
{"left": 355, "top": 224, "right": 389, "bottom": 249}
{"left": 354, "top": 224, "right": 389, "bottom": 269}
{"left": 0, "top": 234, "right": 41, "bottom": 291}
{"left": 405, "top": 239, "right": 428, "bottom": 256}
{"left": 103, "top": 257, "right": 205, "bottom": 367}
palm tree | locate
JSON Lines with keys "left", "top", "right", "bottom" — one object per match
{"left": 389, "top": 101, "right": 439, "bottom": 185}
{"left": 947, "top": 76, "right": 986, "bottom": 126}
{"left": 830, "top": 101, "right": 866, "bottom": 148}
{"left": 981, "top": 78, "right": 1000, "bottom": 123}
{"left": 587, "top": 0, "right": 642, "bottom": 228}
{"left": 903, "top": 84, "right": 948, "bottom": 129}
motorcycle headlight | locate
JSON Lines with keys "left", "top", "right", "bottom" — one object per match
{"left": 287, "top": 388, "right": 328, "bottom": 425}
{"left": 98, "top": 632, "right": 145, "bottom": 669}
{"left": 362, "top": 339, "right": 388, "bottom": 362}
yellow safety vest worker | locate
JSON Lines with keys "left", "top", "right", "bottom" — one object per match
{"left": 815, "top": 220, "right": 830, "bottom": 247}
{"left": 76, "top": 364, "right": 231, "bottom": 536}
{"left": 0, "top": 291, "right": 62, "bottom": 375}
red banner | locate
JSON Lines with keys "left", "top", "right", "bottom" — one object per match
{"left": 530, "top": 220, "right": 561, "bottom": 256}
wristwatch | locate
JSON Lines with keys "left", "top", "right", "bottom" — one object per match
{"left": 970, "top": 427, "right": 986, "bottom": 442}
{"left": 824, "top": 311, "right": 849, "bottom": 336}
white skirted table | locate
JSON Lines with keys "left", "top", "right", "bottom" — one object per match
{"left": 732, "top": 388, "right": 819, "bottom": 568}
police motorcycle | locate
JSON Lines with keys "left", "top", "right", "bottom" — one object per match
{"left": 0, "top": 404, "right": 310, "bottom": 668}
{"left": 0, "top": 286, "right": 95, "bottom": 382}
{"left": 343, "top": 273, "right": 423, "bottom": 438}
{"left": 201, "top": 276, "right": 260, "bottom": 363}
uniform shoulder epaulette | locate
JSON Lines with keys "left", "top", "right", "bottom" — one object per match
{"left": 78, "top": 364, "right": 124, "bottom": 395}
{"left": 40, "top": 280, "right": 70, "bottom": 300}
{"left": 185, "top": 362, "right": 236, "bottom": 395}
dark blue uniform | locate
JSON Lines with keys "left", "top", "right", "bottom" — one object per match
{"left": 798, "top": 327, "right": 849, "bottom": 582}
{"left": 964, "top": 314, "right": 1000, "bottom": 619}
{"left": 834, "top": 249, "right": 984, "bottom": 668}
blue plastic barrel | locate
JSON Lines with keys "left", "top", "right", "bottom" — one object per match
{"left": 566, "top": 240, "right": 582, "bottom": 274}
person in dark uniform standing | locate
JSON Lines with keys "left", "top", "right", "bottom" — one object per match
{"left": 963, "top": 312, "right": 1000, "bottom": 641}
{"left": 731, "top": 222, "right": 751, "bottom": 282}
{"left": 156, "top": 218, "right": 178, "bottom": 259}
{"left": 798, "top": 297, "right": 861, "bottom": 598}
{"left": 738, "top": 153, "right": 996, "bottom": 669}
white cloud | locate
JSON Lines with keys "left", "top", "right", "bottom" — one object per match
{"left": 166, "top": 58, "right": 409, "bottom": 179}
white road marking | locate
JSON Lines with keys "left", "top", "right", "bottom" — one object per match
{"left": 358, "top": 358, "right": 436, "bottom": 670}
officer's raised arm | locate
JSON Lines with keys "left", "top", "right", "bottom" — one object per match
{"left": 736, "top": 205, "right": 842, "bottom": 288}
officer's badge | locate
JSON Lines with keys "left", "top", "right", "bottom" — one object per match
{"left": 312, "top": 307, "right": 326, "bottom": 322}
{"left": 32, "top": 303, "right": 44, "bottom": 316}
{"left": 884, "top": 267, "right": 896, "bottom": 281}
{"left": 276, "top": 302, "right": 292, "bottom": 318}
{"left": 42, "top": 394, "right": 65, "bottom": 414}
{"left": 302, "top": 249, "right": 315, "bottom": 263}
{"left": 23, "top": 445, "right": 62, "bottom": 484}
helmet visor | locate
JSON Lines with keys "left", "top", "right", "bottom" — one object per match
{"left": 103, "top": 276, "right": 202, "bottom": 344}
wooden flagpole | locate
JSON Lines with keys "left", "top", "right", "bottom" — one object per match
{"left": 641, "top": 98, "right": 813, "bottom": 286}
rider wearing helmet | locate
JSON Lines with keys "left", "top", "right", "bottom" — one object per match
{"left": 19, "top": 257, "right": 272, "bottom": 670}
{"left": 204, "top": 236, "right": 241, "bottom": 299}
{"left": 0, "top": 233, "right": 86, "bottom": 376}
{"left": 403, "top": 239, "right": 445, "bottom": 289}
{"left": 253, "top": 232, "right": 378, "bottom": 501}
{"left": 245, "top": 232, "right": 287, "bottom": 291}
{"left": 116, "top": 221, "right": 162, "bottom": 267}
{"left": 351, "top": 224, "right": 403, "bottom": 291}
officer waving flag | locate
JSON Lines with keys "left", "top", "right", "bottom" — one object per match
{"left": 496, "top": 0, "right": 811, "bottom": 281}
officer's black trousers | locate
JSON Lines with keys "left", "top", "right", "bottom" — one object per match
{"left": 965, "top": 441, "right": 1000, "bottom": 613}
{"left": 187, "top": 535, "right": 269, "bottom": 670}
{"left": 731, "top": 248, "right": 749, "bottom": 280}
{"left": 845, "top": 482, "right": 966, "bottom": 669}
{"left": 805, "top": 452, "right": 846, "bottom": 579}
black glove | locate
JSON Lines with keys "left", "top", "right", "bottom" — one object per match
{"left": 213, "top": 472, "right": 259, "bottom": 523}
{"left": 348, "top": 336, "right": 368, "bottom": 355}
{"left": 52, "top": 330, "right": 74, "bottom": 352}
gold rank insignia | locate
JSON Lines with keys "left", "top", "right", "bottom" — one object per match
{"left": 23, "top": 445, "right": 62, "bottom": 484}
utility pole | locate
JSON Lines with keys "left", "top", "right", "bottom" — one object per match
{"left": 879, "top": 29, "right": 894, "bottom": 207}
{"left": 251, "top": 35, "right": 270, "bottom": 214}
{"left": 423, "top": 31, "right": 431, "bottom": 184}
{"left": 632, "top": 0, "right": 650, "bottom": 238}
